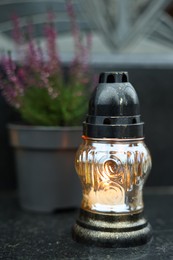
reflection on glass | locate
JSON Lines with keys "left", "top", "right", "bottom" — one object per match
{"left": 75, "top": 137, "right": 151, "bottom": 214}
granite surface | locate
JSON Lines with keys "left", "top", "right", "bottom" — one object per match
{"left": 0, "top": 189, "right": 173, "bottom": 260}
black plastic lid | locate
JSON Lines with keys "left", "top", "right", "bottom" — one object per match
{"left": 83, "top": 71, "right": 144, "bottom": 138}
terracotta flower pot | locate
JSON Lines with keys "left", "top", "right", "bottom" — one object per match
{"left": 8, "top": 124, "right": 82, "bottom": 212}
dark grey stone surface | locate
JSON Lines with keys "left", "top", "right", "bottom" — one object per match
{"left": 0, "top": 189, "right": 173, "bottom": 259}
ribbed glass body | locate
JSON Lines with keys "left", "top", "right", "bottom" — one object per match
{"left": 75, "top": 136, "right": 151, "bottom": 214}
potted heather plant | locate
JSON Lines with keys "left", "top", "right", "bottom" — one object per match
{"left": 0, "top": 2, "right": 92, "bottom": 212}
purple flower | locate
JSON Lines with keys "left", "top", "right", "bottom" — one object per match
{"left": 0, "top": 3, "right": 92, "bottom": 126}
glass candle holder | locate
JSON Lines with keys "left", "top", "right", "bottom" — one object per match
{"left": 76, "top": 137, "right": 151, "bottom": 214}
{"left": 72, "top": 71, "right": 152, "bottom": 247}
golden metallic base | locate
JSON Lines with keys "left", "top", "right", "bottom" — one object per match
{"left": 72, "top": 209, "right": 152, "bottom": 248}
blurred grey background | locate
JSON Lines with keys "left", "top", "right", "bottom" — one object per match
{"left": 1, "top": 0, "right": 173, "bottom": 189}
